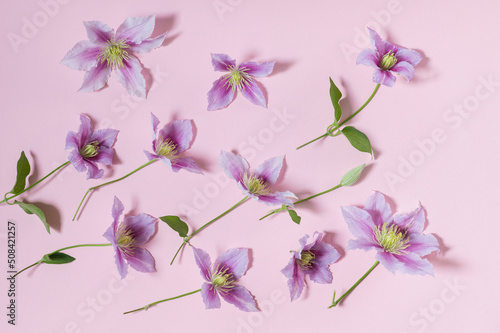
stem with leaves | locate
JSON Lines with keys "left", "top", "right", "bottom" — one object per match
{"left": 124, "top": 289, "right": 202, "bottom": 314}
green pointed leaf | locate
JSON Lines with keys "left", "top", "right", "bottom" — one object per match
{"left": 329, "top": 77, "right": 343, "bottom": 124}
{"left": 288, "top": 209, "right": 301, "bottom": 224}
{"left": 160, "top": 216, "right": 189, "bottom": 238}
{"left": 10, "top": 151, "right": 31, "bottom": 195}
{"left": 42, "top": 252, "right": 75, "bottom": 264}
{"left": 340, "top": 164, "right": 366, "bottom": 187}
{"left": 342, "top": 126, "right": 372, "bottom": 155}
{"left": 14, "top": 200, "right": 50, "bottom": 234}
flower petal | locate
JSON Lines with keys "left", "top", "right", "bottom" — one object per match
{"left": 346, "top": 238, "right": 379, "bottom": 252}
{"left": 310, "top": 242, "right": 340, "bottom": 267}
{"left": 83, "top": 160, "right": 104, "bottom": 180}
{"left": 116, "top": 15, "right": 155, "bottom": 45}
{"left": 157, "top": 119, "right": 194, "bottom": 154}
{"left": 193, "top": 247, "right": 212, "bottom": 282}
{"left": 90, "top": 128, "right": 119, "bottom": 148}
{"left": 356, "top": 49, "right": 380, "bottom": 68}
{"left": 65, "top": 131, "right": 80, "bottom": 150}
{"left": 393, "top": 203, "right": 425, "bottom": 233}
{"left": 281, "top": 257, "right": 305, "bottom": 301}
{"left": 254, "top": 155, "right": 284, "bottom": 186}
{"left": 144, "top": 150, "right": 159, "bottom": 161}
{"left": 77, "top": 114, "right": 93, "bottom": 146}
{"left": 395, "top": 48, "right": 422, "bottom": 67}
{"left": 214, "top": 248, "right": 249, "bottom": 280}
{"left": 201, "top": 283, "right": 221, "bottom": 309}
{"left": 393, "top": 252, "right": 434, "bottom": 276}
{"left": 367, "top": 27, "right": 386, "bottom": 55}
{"left": 78, "top": 62, "right": 112, "bottom": 93}
{"left": 341, "top": 206, "right": 376, "bottom": 241}
{"left": 363, "top": 191, "right": 393, "bottom": 227}
{"left": 150, "top": 113, "right": 160, "bottom": 141}
{"left": 220, "top": 285, "right": 258, "bottom": 312}
{"left": 89, "top": 147, "right": 114, "bottom": 165}
{"left": 375, "top": 251, "right": 403, "bottom": 274}
{"left": 210, "top": 53, "right": 236, "bottom": 72}
{"left": 129, "top": 33, "right": 167, "bottom": 54}
{"left": 238, "top": 61, "right": 275, "bottom": 77}
{"left": 407, "top": 233, "right": 439, "bottom": 256}
{"left": 207, "top": 77, "right": 236, "bottom": 111}
{"left": 83, "top": 20, "right": 114, "bottom": 44}
{"left": 257, "top": 190, "right": 296, "bottom": 207}
{"left": 171, "top": 157, "right": 203, "bottom": 174}
{"left": 113, "top": 246, "right": 128, "bottom": 279}
{"left": 372, "top": 68, "right": 396, "bottom": 87}
{"left": 60, "top": 40, "right": 100, "bottom": 71}
{"left": 158, "top": 156, "right": 174, "bottom": 171}
{"left": 112, "top": 196, "right": 124, "bottom": 223}
{"left": 218, "top": 151, "right": 249, "bottom": 183}
{"left": 126, "top": 247, "right": 156, "bottom": 273}
{"left": 121, "top": 213, "right": 156, "bottom": 245}
{"left": 240, "top": 79, "right": 267, "bottom": 108}
{"left": 115, "top": 57, "right": 146, "bottom": 98}
{"left": 390, "top": 61, "right": 415, "bottom": 81}
{"left": 67, "top": 150, "right": 86, "bottom": 173}
{"left": 307, "top": 264, "right": 333, "bottom": 284}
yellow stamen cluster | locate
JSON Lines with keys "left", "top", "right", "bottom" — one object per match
{"left": 297, "top": 250, "right": 315, "bottom": 270}
{"left": 211, "top": 266, "right": 235, "bottom": 293}
{"left": 99, "top": 38, "right": 131, "bottom": 69}
{"left": 379, "top": 51, "right": 398, "bottom": 70}
{"left": 242, "top": 172, "right": 269, "bottom": 196}
{"left": 155, "top": 138, "right": 178, "bottom": 158}
{"left": 224, "top": 66, "right": 251, "bottom": 89}
{"left": 80, "top": 141, "right": 99, "bottom": 158}
{"left": 116, "top": 224, "right": 136, "bottom": 255}
{"left": 374, "top": 222, "right": 409, "bottom": 254}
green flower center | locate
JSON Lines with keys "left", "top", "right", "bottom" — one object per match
{"left": 155, "top": 138, "right": 178, "bottom": 158}
{"left": 374, "top": 222, "right": 409, "bottom": 254}
{"left": 116, "top": 225, "right": 136, "bottom": 255}
{"left": 211, "top": 267, "right": 235, "bottom": 293}
{"left": 80, "top": 141, "right": 99, "bottom": 158}
{"left": 224, "top": 66, "right": 251, "bottom": 89}
{"left": 99, "top": 38, "right": 131, "bottom": 69}
{"left": 380, "top": 51, "right": 398, "bottom": 70}
{"left": 242, "top": 172, "right": 269, "bottom": 196}
{"left": 297, "top": 250, "right": 315, "bottom": 270}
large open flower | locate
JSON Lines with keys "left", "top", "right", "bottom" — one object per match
{"left": 219, "top": 151, "right": 296, "bottom": 206}
{"left": 65, "top": 114, "right": 119, "bottom": 179}
{"left": 103, "top": 196, "right": 157, "bottom": 279}
{"left": 281, "top": 232, "right": 340, "bottom": 301}
{"left": 193, "top": 247, "right": 258, "bottom": 312}
{"left": 61, "top": 15, "right": 166, "bottom": 98}
{"left": 207, "top": 53, "right": 275, "bottom": 110}
{"left": 144, "top": 113, "right": 202, "bottom": 174}
{"left": 356, "top": 28, "right": 422, "bottom": 87}
{"left": 341, "top": 191, "right": 439, "bottom": 276}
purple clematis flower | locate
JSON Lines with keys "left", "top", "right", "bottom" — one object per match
{"left": 61, "top": 15, "right": 167, "bottom": 98}
{"left": 356, "top": 28, "right": 422, "bottom": 87}
{"left": 281, "top": 232, "right": 340, "bottom": 301}
{"left": 144, "top": 113, "right": 202, "bottom": 174}
{"left": 207, "top": 53, "right": 275, "bottom": 110}
{"left": 193, "top": 247, "right": 258, "bottom": 312}
{"left": 341, "top": 191, "right": 439, "bottom": 276}
{"left": 65, "top": 114, "right": 119, "bottom": 180}
{"left": 103, "top": 196, "right": 157, "bottom": 279}
{"left": 218, "top": 151, "right": 296, "bottom": 206}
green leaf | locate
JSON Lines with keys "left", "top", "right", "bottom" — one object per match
{"left": 288, "top": 209, "right": 301, "bottom": 224}
{"left": 42, "top": 252, "right": 76, "bottom": 264}
{"left": 329, "top": 77, "right": 343, "bottom": 124}
{"left": 10, "top": 151, "right": 31, "bottom": 195}
{"left": 342, "top": 126, "right": 373, "bottom": 155}
{"left": 160, "top": 216, "right": 189, "bottom": 238}
{"left": 340, "top": 164, "right": 366, "bottom": 187}
{"left": 14, "top": 200, "right": 50, "bottom": 234}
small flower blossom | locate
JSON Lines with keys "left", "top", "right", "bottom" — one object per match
{"left": 218, "top": 151, "right": 296, "bottom": 206}
{"left": 65, "top": 114, "right": 119, "bottom": 179}
{"left": 281, "top": 232, "right": 340, "bottom": 301}
{"left": 103, "top": 196, "right": 157, "bottom": 279}
{"left": 341, "top": 191, "right": 439, "bottom": 276}
{"left": 144, "top": 113, "right": 202, "bottom": 174}
{"left": 207, "top": 53, "right": 275, "bottom": 110}
{"left": 356, "top": 28, "right": 422, "bottom": 87}
{"left": 61, "top": 15, "right": 167, "bottom": 98}
{"left": 193, "top": 247, "right": 258, "bottom": 312}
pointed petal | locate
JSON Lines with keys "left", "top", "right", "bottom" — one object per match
{"left": 112, "top": 196, "right": 124, "bottom": 224}
{"left": 144, "top": 150, "right": 159, "bottom": 161}
{"left": 115, "top": 57, "right": 146, "bottom": 98}
{"left": 367, "top": 27, "right": 385, "bottom": 54}
{"left": 103, "top": 224, "right": 116, "bottom": 245}
{"left": 90, "top": 128, "right": 119, "bottom": 148}
{"left": 220, "top": 285, "right": 258, "bottom": 312}
{"left": 159, "top": 156, "right": 174, "bottom": 171}
{"left": 214, "top": 248, "right": 249, "bottom": 280}
{"left": 307, "top": 264, "right": 333, "bottom": 284}
{"left": 310, "top": 242, "right": 340, "bottom": 267}
{"left": 157, "top": 119, "right": 194, "bottom": 153}
{"left": 390, "top": 61, "right": 415, "bottom": 81}
{"left": 65, "top": 131, "right": 80, "bottom": 150}
{"left": 346, "top": 238, "right": 379, "bottom": 252}
{"left": 375, "top": 251, "right": 402, "bottom": 274}
{"left": 78, "top": 114, "right": 93, "bottom": 146}
{"left": 372, "top": 68, "right": 396, "bottom": 87}
{"left": 281, "top": 257, "right": 305, "bottom": 301}
{"left": 211, "top": 53, "right": 236, "bottom": 72}
{"left": 238, "top": 61, "right": 274, "bottom": 77}
{"left": 83, "top": 160, "right": 104, "bottom": 179}
{"left": 407, "top": 233, "right": 439, "bottom": 256}
{"left": 393, "top": 252, "right": 434, "bottom": 276}
{"left": 193, "top": 247, "right": 212, "bottom": 282}
{"left": 90, "top": 147, "right": 114, "bottom": 165}
{"left": 240, "top": 79, "right": 267, "bottom": 108}
{"left": 254, "top": 155, "right": 284, "bottom": 186}
{"left": 393, "top": 203, "right": 425, "bottom": 233}
{"left": 126, "top": 247, "right": 156, "bottom": 273}
{"left": 114, "top": 247, "right": 128, "bottom": 279}
{"left": 83, "top": 20, "right": 114, "bottom": 44}
{"left": 68, "top": 150, "right": 86, "bottom": 173}
{"left": 129, "top": 33, "right": 167, "bottom": 53}
{"left": 122, "top": 213, "right": 156, "bottom": 245}
{"left": 171, "top": 157, "right": 203, "bottom": 174}
{"left": 207, "top": 77, "right": 236, "bottom": 111}
{"left": 201, "top": 283, "right": 221, "bottom": 309}
{"left": 61, "top": 40, "right": 100, "bottom": 71}
{"left": 395, "top": 48, "right": 422, "bottom": 67}
{"left": 257, "top": 190, "right": 296, "bottom": 207}
{"left": 356, "top": 49, "right": 380, "bottom": 68}
{"left": 218, "top": 151, "right": 248, "bottom": 182}
{"left": 150, "top": 113, "right": 160, "bottom": 141}
{"left": 341, "top": 206, "right": 376, "bottom": 241}
{"left": 364, "top": 192, "right": 393, "bottom": 227}
{"left": 116, "top": 15, "right": 155, "bottom": 44}
{"left": 78, "top": 62, "right": 112, "bottom": 93}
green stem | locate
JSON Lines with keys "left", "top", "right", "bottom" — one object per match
{"left": 73, "top": 159, "right": 158, "bottom": 220}
{"left": 328, "top": 261, "right": 379, "bottom": 308}
{"left": 296, "top": 83, "right": 381, "bottom": 150}
{"left": 124, "top": 289, "right": 202, "bottom": 314}
{"left": 12, "top": 243, "right": 112, "bottom": 278}
{"left": 1, "top": 161, "right": 70, "bottom": 204}
{"left": 170, "top": 196, "right": 248, "bottom": 265}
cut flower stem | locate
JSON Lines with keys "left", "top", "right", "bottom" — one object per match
{"left": 124, "top": 289, "right": 202, "bottom": 314}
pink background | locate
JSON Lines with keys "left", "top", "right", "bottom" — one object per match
{"left": 1, "top": 0, "right": 499, "bottom": 332}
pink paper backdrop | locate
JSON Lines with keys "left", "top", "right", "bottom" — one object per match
{"left": 1, "top": 0, "right": 499, "bottom": 332}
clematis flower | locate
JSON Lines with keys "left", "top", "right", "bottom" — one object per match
{"left": 103, "top": 196, "right": 157, "bottom": 279}
{"left": 61, "top": 15, "right": 167, "bottom": 98}
{"left": 65, "top": 114, "right": 119, "bottom": 179}
{"left": 356, "top": 28, "right": 422, "bottom": 87}
{"left": 218, "top": 151, "right": 296, "bottom": 206}
{"left": 207, "top": 53, "right": 275, "bottom": 110}
{"left": 341, "top": 191, "right": 439, "bottom": 276}
{"left": 193, "top": 247, "right": 258, "bottom": 312}
{"left": 144, "top": 113, "right": 202, "bottom": 174}
{"left": 281, "top": 232, "right": 340, "bottom": 301}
